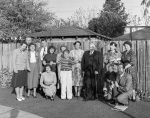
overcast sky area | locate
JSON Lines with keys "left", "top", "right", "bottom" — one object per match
{"left": 44, "top": 0, "right": 145, "bottom": 20}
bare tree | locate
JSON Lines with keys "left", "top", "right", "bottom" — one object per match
{"left": 66, "top": 7, "right": 99, "bottom": 28}
{"left": 141, "top": 0, "right": 150, "bottom": 15}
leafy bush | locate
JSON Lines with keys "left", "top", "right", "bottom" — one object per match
{"left": 0, "top": 68, "right": 13, "bottom": 88}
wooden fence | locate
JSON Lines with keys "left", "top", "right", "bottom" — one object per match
{"left": 0, "top": 43, "right": 20, "bottom": 72}
{"left": 0, "top": 38, "right": 150, "bottom": 96}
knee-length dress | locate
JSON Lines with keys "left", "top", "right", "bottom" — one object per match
{"left": 41, "top": 72, "right": 57, "bottom": 97}
{"left": 70, "top": 49, "right": 84, "bottom": 86}
{"left": 27, "top": 51, "right": 40, "bottom": 89}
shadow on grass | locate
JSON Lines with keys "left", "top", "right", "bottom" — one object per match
{"left": 10, "top": 109, "right": 19, "bottom": 118}
{"left": 98, "top": 95, "right": 136, "bottom": 118}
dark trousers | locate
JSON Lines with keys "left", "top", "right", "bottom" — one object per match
{"left": 83, "top": 70, "right": 96, "bottom": 99}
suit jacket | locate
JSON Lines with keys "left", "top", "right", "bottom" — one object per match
{"left": 81, "top": 50, "right": 101, "bottom": 75}
{"left": 37, "top": 46, "right": 49, "bottom": 72}
{"left": 117, "top": 72, "right": 133, "bottom": 93}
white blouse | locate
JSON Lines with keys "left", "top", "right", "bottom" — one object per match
{"left": 30, "top": 51, "right": 36, "bottom": 63}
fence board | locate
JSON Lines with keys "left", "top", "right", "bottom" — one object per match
{"left": 0, "top": 44, "right": 2, "bottom": 71}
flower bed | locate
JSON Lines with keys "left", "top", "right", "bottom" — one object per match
{"left": 0, "top": 68, "right": 13, "bottom": 88}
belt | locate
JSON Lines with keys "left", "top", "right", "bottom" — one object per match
{"left": 61, "top": 69, "right": 72, "bottom": 71}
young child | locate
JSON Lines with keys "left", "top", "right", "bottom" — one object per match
{"left": 57, "top": 49, "right": 77, "bottom": 100}
{"left": 103, "top": 64, "right": 117, "bottom": 100}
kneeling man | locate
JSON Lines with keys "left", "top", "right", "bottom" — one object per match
{"left": 112, "top": 63, "right": 133, "bottom": 105}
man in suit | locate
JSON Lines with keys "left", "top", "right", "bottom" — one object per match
{"left": 112, "top": 63, "right": 133, "bottom": 105}
{"left": 38, "top": 39, "right": 49, "bottom": 74}
{"left": 81, "top": 43, "right": 101, "bottom": 101}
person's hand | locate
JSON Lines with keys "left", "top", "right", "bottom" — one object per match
{"left": 125, "top": 64, "right": 131, "bottom": 69}
{"left": 115, "top": 81, "right": 119, "bottom": 87}
{"left": 111, "top": 81, "right": 114, "bottom": 88}
{"left": 43, "top": 60, "right": 46, "bottom": 65}
{"left": 59, "top": 77, "right": 61, "bottom": 83}
{"left": 82, "top": 71, "right": 85, "bottom": 77}
{"left": 14, "top": 70, "right": 18, "bottom": 73}
{"left": 28, "top": 69, "right": 31, "bottom": 72}
{"left": 95, "top": 71, "right": 98, "bottom": 74}
{"left": 58, "top": 74, "right": 61, "bottom": 81}
{"left": 44, "top": 86, "right": 49, "bottom": 89}
{"left": 50, "top": 61, "right": 53, "bottom": 65}
{"left": 27, "top": 68, "right": 31, "bottom": 72}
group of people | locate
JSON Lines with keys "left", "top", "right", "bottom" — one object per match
{"left": 103, "top": 41, "right": 137, "bottom": 105}
{"left": 11, "top": 37, "right": 137, "bottom": 106}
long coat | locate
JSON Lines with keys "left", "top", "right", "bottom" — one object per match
{"left": 81, "top": 50, "right": 102, "bottom": 75}
{"left": 81, "top": 50, "right": 102, "bottom": 99}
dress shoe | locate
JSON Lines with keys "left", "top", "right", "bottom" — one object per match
{"left": 16, "top": 98, "right": 22, "bottom": 101}
{"left": 33, "top": 95, "right": 37, "bottom": 98}
{"left": 51, "top": 96, "right": 54, "bottom": 101}
{"left": 45, "top": 95, "right": 49, "bottom": 99}
{"left": 83, "top": 98, "right": 90, "bottom": 101}
{"left": 21, "top": 97, "right": 25, "bottom": 100}
{"left": 77, "top": 97, "right": 84, "bottom": 100}
{"left": 108, "top": 99, "right": 116, "bottom": 105}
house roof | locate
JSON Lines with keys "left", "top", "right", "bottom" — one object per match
{"left": 113, "top": 28, "right": 150, "bottom": 41}
{"left": 28, "top": 27, "right": 112, "bottom": 40}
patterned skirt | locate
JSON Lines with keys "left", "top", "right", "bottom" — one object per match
{"left": 72, "top": 64, "right": 83, "bottom": 86}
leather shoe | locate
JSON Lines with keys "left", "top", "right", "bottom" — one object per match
{"left": 83, "top": 98, "right": 90, "bottom": 101}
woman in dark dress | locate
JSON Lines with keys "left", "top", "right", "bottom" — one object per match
{"left": 121, "top": 41, "right": 137, "bottom": 100}
{"left": 43, "top": 46, "right": 57, "bottom": 73}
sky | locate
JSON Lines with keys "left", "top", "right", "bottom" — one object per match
{"left": 44, "top": 0, "right": 145, "bottom": 20}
